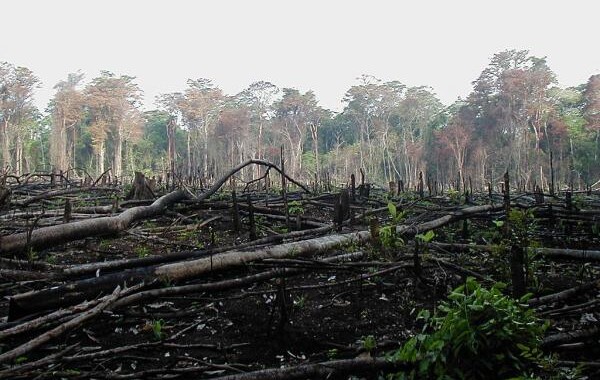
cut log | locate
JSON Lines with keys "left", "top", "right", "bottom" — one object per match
{"left": 433, "top": 242, "right": 600, "bottom": 262}
{"left": 211, "top": 357, "right": 411, "bottom": 380}
{"left": 14, "top": 186, "right": 118, "bottom": 207}
{"left": 0, "top": 286, "right": 122, "bottom": 364}
{"left": 1, "top": 160, "right": 305, "bottom": 255}
{"left": 543, "top": 326, "right": 600, "bottom": 348}
{"left": 0, "top": 189, "right": 189, "bottom": 254}
{"left": 111, "top": 251, "right": 364, "bottom": 309}
{"left": 528, "top": 279, "right": 600, "bottom": 308}
{"left": 7, "top": 203, "right": 501, "bottom": 320}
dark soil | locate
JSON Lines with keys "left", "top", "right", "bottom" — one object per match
{"left": 1, "top": 186, "right": 600, "bottom": 379}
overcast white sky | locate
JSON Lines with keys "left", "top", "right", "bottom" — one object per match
{"left": 1, "top": 0, "right": 599, "bottom": 112}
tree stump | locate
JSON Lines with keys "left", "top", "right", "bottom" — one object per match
{"left": 333, "top": 189, "right": 351, "bottom": 230}
{"left": 0, "top": 186, "right": 10, "bottom": 209}
{"left": 125, "top": 172, "right": 156, "bottom": 200}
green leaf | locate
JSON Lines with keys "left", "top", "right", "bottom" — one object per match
{"left": 387, "top": 202, "right": 397, "bottom": 219}
{"left": 14, "top": 356, "right": 28, "bottom": 364}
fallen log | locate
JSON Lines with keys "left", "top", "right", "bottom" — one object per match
{"left": 528, "top": 279, "right": 600, "bottom": 308}
{"left": 0, "top": 298, "right": 103, "bottom": 340}
{"left": 0, "top": 189, "right": 188, "bottom": 254}
{"left": 7, "top": 203, "right": 500, "bottom": 319}
{"left": 111, "top": 251, "right": 364, "bottom": 309}
{"left": 13, "top": 186, "right": 119, "bottom": 207}
{"left": 542, "top": 326, "right": 600, "bottom": 348}
{"left": 433, "top": 242, "right": 600, "bottom": 262}
{"left": 0, "top": 344, "right": 79, "bottom": 379}
{"left": 0, "top": 159, "right": 308, "bottom": 255}
{"left": 0, "top": 286, "right": 122, "bottom": 364}
{"left": 211, "top": 357, "right": 411, "bottom": 380}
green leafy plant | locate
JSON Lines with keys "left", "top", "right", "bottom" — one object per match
{"left": 361, "top": 335, "right": 377, "bottom": 353}
{"left": 177, "top": 230, "right": 196, "bottom": 241}
{"left": 379, "top": 202, "right": 407, "bottom": 249}
{"left": 387, "top": 202, "right": 407, "bottom": 224}
{"left": 134, "top": 246, "right": 151, "bottom": 258}
{"left": 287, "top": 200, "right": 304, "bottom": 216}
{"left": 151, "top": 319, "right": 165, "bottom": 340}
{"left": 389, "top": 278, "right": 547, "bottom": 379}
{"left": 380, "top": 225, "right": 403, "bottom": 249}
{"left": 26, "top": 248, "right": 38, "bottom": 262}
{"left": 159, "top": 275, "right": 172, "bottom": 288}
{"left": 446, "top": 189, "right": 461, "bottom": 204}
{"left": 98, "top": 239, "right": 110, "bottom": 250}
{"left": 293, "top": 295, "right": 306, "bottom": 309}
{"left": 142, "top": 220, "right": 157, "bottom": 229}
{"left": 327, "top": 348, "right": 339, "bottom": 360}
{"left": 14, "top": 356, "right": 28, "bottom": 364}
{"left": 508, "top": 209, "right": 536, "bottom": 246}
{"left": 415, "top": 230, "right": 435, "bottom": 243}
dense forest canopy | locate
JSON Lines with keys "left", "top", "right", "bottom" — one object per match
{"left": 1, "top": 49, "right": 599, "bottom": 190}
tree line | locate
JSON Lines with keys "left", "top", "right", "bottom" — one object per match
{"left": 0, "top": 49, "right": 598, "bottom": 190}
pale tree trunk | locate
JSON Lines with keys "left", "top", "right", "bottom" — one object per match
{"left": 51, "top": 118, "right": 68, "bottom": 172}
{"left": 203, "top": 125, "right": 209, "bottom": 178}
{"left": 357, "top": 116, "right": 367, "bottom": 171}
{"left": 59, "top": 120, "right": 67, "bottom": 171}
{"left": 70, "top": 126, "right": 78, "bottom": 172}
{"left": 255, "top": 123, "right": 263, "bottom": 180}
{"left": 295, "top": 139, "right": 303, "bottom": 178}
{"left": 166, "top": 118, "right": 176, "bottom": 179}
{"left": 186, "top": 131, "right": 191, "bottom": 177}
{"left": 127, "top": 141, "right": 135, "bottom": 174}
{"left": 380, "top": 131, "right": 389, "bottom": 183}
{"left": 2, "top": 120, "right": 10, "bottom": 170}
{"left": 310, "top": 123, "right": 320, "bottom": 184}
{"left": 97, "top": 140, "right": 105, "bottom": 177}
{"left": 15, "top": 135, "right": 23, "bottom": 175}
{"left": 113, "top": 125, "right": 123, "bottom": 179}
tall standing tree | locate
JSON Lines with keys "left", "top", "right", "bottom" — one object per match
{"left": 342, "top": 75, "right": 382, "bottom": 174}
{"left": 468, "top": 50, "right": 557, "bottom": 187}
{"left": 273, "top": 89, "right": 323, "bottom": 180}
{"left": 178, "top": 79, "right": 223, "bottom": 178}
{"left": 49, "top": 72, "right": 85, "bottom": 173}
{"left": 85, "top": 72, "right": 142, "bottom": 178}
{"left": 156, "top": 92, "right": 183, "bottom": 179}
{"left": 395, "top": 86, "right": 443, "bottom": 184}
{"left": 238, "top": 81, "right": 279, "bottom": 178}
{"left": 0, "top": 62, "right": 40, "bottom": 174}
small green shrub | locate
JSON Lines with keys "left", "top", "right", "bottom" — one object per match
{"left": 151, "top": 319, "right": 165, "bottom": 340}
{"left": 361, "top": 335, "right": 377, "bottom": 353}
{"left": 327, "top": 348, "right": 339, "bottom": 360}
{"left": 389, "top": 278, "right": 547, "bottom": 379}
{"left": 134, "top": 246, "right": 151, "bottom": 258}
{"left": 415, "top": 230, "right": 435, "bottom": 243}
{"left": 287, "top": 200, "right": 304, "bottom": 216}
{"left": 379, "top": 202, "right": 407, "bottom": 249}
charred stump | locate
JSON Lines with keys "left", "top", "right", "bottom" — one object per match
{"left": 125, "top": 172, "right": 156, "bottom": 200}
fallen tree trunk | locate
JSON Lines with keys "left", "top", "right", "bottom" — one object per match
{"left": 0, "top": 286, "right": 122, "bottom": 364}
{"left": 8, "top": 203, "right": 501, "bottom": 319}
{"left": 0, "top": 159, "right": 308, "bottom": 255}
{"left": 542, "top": 326, "right": 600, "bottom": 348}
{"left": 111, "top": 251, "right": 365, "bottom": 309}
{"left": 528, "top": 279, "right": 600, "bottom": 308}
{"left": 434, "top": 242, "right": 600, "bottom": 262}
{"left": 0, "top": 189, "right": 188, "bottom": 254}
{"left": 13, "top": 186, "right": 119, "bottom": 207}
{"left": 211, "top": 357, "right": 411, "bottom": 380}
